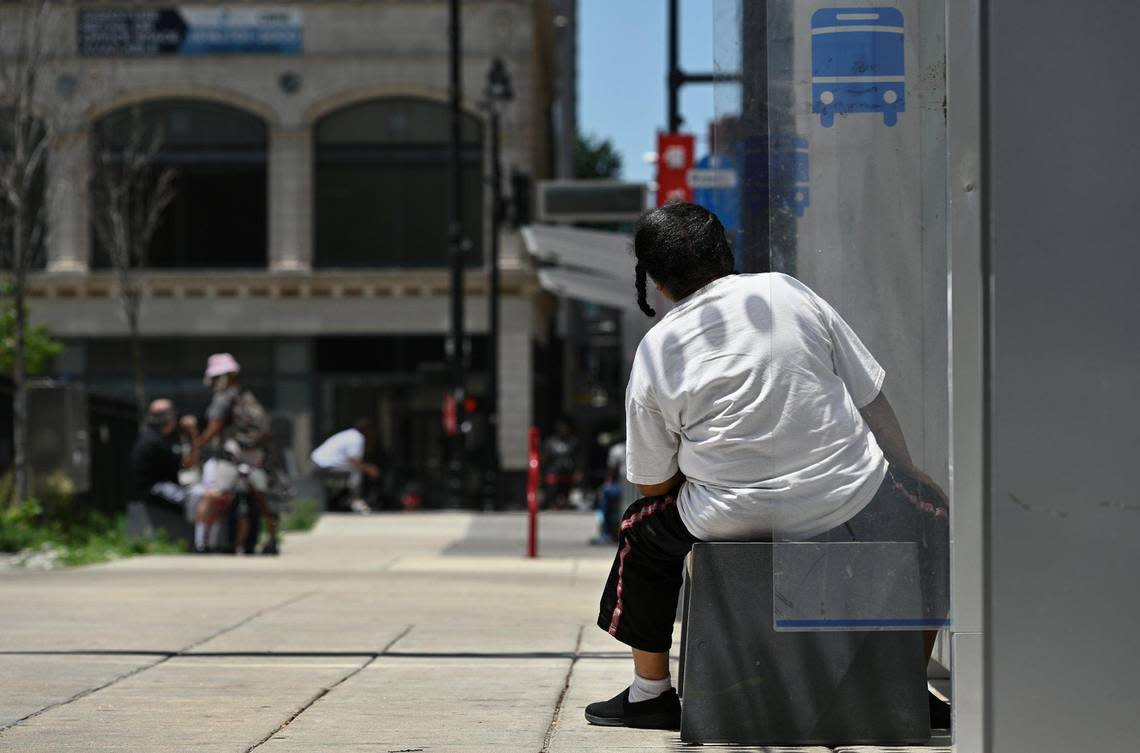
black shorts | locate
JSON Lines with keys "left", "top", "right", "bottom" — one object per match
{"left": 597, "top": 467, "right": 950, "bottom": 653}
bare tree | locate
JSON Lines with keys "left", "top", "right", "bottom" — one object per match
{"left": 0, "top": 0, "right": 54, "bottom": 501}
{"left": 91, "top": 107, "right": 176, "bottom": 421}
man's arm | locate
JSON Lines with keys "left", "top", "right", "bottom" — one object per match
{"left": 636, "top": 470, "right": 685, "bottom": 499}
{"left": 179, "top": 416, "right": 200, "bottom": 469}
{"left": 858, "top": 391, "right": 913, "bottom": 470}
{"left": 194, "top": 418, "right": 225, "bottom": 450}
{"left": 350, "top": 456, "right": 382, "bottom": 479}
{"left": 860, "top": 390, "right": 948, "bottom": 507}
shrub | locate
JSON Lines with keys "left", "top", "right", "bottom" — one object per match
{"left": 281, "top": 498, "right": 321, "bottom": 532}
{"left": 0, "top": 498, "right": 48, "bottom": 552}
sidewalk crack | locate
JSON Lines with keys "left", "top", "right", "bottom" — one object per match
{"left": 0, "top": 590, "right": 317, "bottom": 736}
{"left": 380, "top": 624, "right": 415, "bottom": 654}
{"left": 539, "top": 624, "right": 584, "bottom": 753}
{"left": 244, "top": 623, "right": 412, "bottom": 751}
{"left": 245, "top": 655, "right": 376, "bottom": 752}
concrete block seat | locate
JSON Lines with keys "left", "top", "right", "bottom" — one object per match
{"left": 678, "top": 542, "right": 931, "bottom": 746}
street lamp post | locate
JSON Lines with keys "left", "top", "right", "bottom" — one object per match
{"left": 446, "top": 0, "right": 469, "bottom": 507}
{"left": 482, "top": 57, "right": 513, "bottom": 509}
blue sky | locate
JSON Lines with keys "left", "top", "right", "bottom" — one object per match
{"left": 579, "top": 0, "right": 718, "bottom": 182}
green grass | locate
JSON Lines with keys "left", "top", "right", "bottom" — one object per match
{"left": 281, "top": 497, "right": 321, "bottom": 532}
{"left": 0, "top": 498, "right": 185, "bottom": 567}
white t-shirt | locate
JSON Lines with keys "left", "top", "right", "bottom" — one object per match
{"left": 310, "top": 428, "right": 365, "bottom": 471}
{"left": 625, "top": 273, "right": 887, "bottom": 541}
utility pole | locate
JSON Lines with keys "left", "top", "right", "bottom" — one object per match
{"left": 446, "top": 0, "right": 468, "bottom": 507}
{"left": 668, "top": 0, "right": 681, "bottom": 132}
{"left": 483, "top": 57, "right": 513, "bottom": 510}
{"left": 487, "top": 107, "right": 501, "bottom": 508}
{"left": 740, "top": 0, "right": 770, "bottom": 274}
{"left": 667, "top": 0, "right": 721, "bottom": 133}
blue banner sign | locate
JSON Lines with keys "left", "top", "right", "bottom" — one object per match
{"left": 691, "top": 153, "right": 743, "bottom": 266}
{"left": 79, "top": 7, "right": 303, "bottom": 57}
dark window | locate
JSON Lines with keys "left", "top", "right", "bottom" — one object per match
{"left": 77, "top": 338, "right": 276, "bottom": 417}
{"left": 315, "top": 335, "right": 489, "bottom": 375}
{"left": 0, "top": 110, "right": 47, "bottom": 271}
{"left": 91, "top": 99, "right": 268, "bottom": 269}
{"left": 314, "top": 98, "right": 484, "bottom": 268}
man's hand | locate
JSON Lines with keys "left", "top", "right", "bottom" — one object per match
{"left": 859, "top": 391, "right": 949, "bottom": 510}
{"left": 892, "top": 463, "right": 950, "bottom": 510}
{"left": 364, "top": 464, "right": 382, "bottom": 480}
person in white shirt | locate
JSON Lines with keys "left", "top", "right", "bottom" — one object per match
{"left": 585, "top": 203, "right": 949, "bottom": 731}
{"left": 310, "top": 419, "right": 381, "bottom": 514}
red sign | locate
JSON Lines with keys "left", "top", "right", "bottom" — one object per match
{"left": 442, "top": 393, "right": 458, "bottom": 437}
{"left": 656, "top": 132, "right": 695, "bottom": 206}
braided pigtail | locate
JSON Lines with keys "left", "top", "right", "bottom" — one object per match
{"left": 635, "top": 263, "right": 656, "bottom": 318}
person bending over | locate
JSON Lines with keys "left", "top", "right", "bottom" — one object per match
{"left": 131, "top": 399, "right": 226, "bottom": 553}
{"left": 310, "top": 418, "right": 382, "bottom": 514}
{"left": 585, "top": 203, "right": 949, "bottom": 731}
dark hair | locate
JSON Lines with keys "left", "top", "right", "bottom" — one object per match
{"left": 633, "top": 202, "right": 735, "bottom": 317}
{"left": 354, "top": 417, "right": 373, "bottom": 434}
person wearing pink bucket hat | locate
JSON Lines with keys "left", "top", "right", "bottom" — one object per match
{"left": 194, "top": 352, "right": 280, "bottom": 555}
{"left": 203, "top": 352, "right": 241, "bottom": 383}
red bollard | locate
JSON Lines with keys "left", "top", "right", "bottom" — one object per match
{"left": 526, "top": 427, "right": 540, "bottom": 558}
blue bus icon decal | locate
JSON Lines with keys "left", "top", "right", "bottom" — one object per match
{"left": 811, "top": 7, "right": 905, "bottom": 127}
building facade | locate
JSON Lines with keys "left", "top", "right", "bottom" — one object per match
{"left": 3, "top": 0, "right": 569, "bottom": 502}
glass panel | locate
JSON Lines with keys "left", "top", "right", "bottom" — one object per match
{"left": 79, "top": 337, "right": 276, "bottom": 416}
{"left": 91, "top": 100, "right": 268, "bottom": 268}
{"left": 314, "top": 161, "right": 482, "bottom": 268}
{"left": 713, "top": 0, "right": 950, "bottom": 630}
{"left": 315, "top": 97, "right": 481, "bottom": 146}
{"left": 95, "top": 99, "right": 267, "bottom": 151}
{"left": 314, "top": 98, "right": 484, "bottom": 269}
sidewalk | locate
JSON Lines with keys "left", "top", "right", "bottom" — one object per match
{"left": 0, "top": 512, "right": 950, "bottom": 752}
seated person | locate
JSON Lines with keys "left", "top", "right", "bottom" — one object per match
{"left": 310, "top": 418, "right": 381, "bottom": 514}
{"left": 586, "top": 203, "right": 950, "bottom": 731}
{"left": 131, "top": 399, "right": 224, "bottom": 553}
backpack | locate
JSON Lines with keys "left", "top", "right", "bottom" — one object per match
{"left": 230, "top": 390, "right": 272, "bottom": 449}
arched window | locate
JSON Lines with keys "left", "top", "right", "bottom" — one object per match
{"left": 314, "top": 97, "right": 483, "bottom": 268}
{"left": 92, "top": 99, "right": 268, "bottom": 268}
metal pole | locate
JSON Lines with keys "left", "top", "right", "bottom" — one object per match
{"left": 526, "top": 427, "right": 540, "bottom": 557}
{"left": 741, "top": 0, "right": 770, "bottom": 273}
{"left": 447, "top": 0, "right": 467, "bottom": 506}
{"left": 667, "top": 0, "right": 681, "bottom": 132}
{"left": 487, "top": 106, "right": 502, "bottom": 507}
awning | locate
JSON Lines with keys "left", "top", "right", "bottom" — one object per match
{"left": 520, "top": 224, "right": 633, "bottom": 281}
{"left": 520, "top": 223, "right": 665, "bottom": 315}
{"left": 536, "top": 267, "right": 640, "bottom": 313}
{"left": 522, "top": 223, "right": 668, "bottom": 371}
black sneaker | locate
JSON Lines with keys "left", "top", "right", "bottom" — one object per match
{"left": 584, "top": 687, "right": 680, "bottom": 730}
{"left": 260, "top": 540, "right": 280, "bottom": 556}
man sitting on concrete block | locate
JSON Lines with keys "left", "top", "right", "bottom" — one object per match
{"left": 585, "top": 202, "right": 949, "bottom": 732}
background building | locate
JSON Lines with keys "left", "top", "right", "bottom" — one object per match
{"left": 4, "top": 0, "right": 578, "bottom": 503}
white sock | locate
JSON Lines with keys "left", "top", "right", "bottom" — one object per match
{"left": 194, "top": 523, "right": 206, "bottom": 551}
{"left": 628, "top": 673, "right": 672, "bottom": 703}
{"left": 207, "top": 524, "right": 221, "bottom": 549}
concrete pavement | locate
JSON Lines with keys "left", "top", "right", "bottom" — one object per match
{"left": 0, "top": 512, "right": 951, "bottom": 752}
